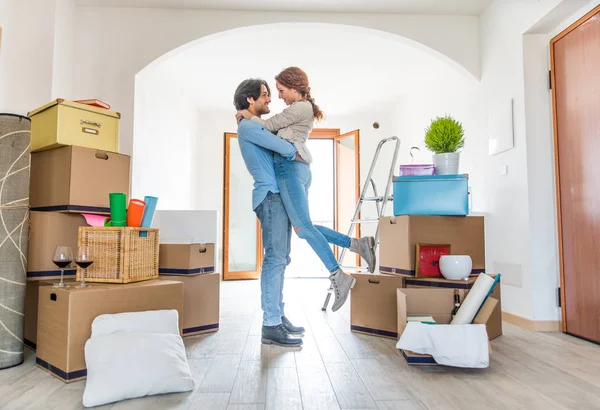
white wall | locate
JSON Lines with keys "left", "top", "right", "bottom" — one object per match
{"left": 390, "top": 74, "right": 486, "bottom": 212}
{"left": 480, "top": 0, "right": 596, "bottom": 321}
{"left": 132, "top": 67, "right": 196, "bottom": 209}
{"left": 71, "top": 6, "right": 480, "bottom": 156}
{"left": 51, "top": 0, "right": 76, "bottom": 99}
{"left": 524, "top": 0, "right": 599, "bottom": 322}
{"left": 0, "top": 0, "right": 77, "bottom": 114}
{"left": 317, "top": 75, "right": 485, "bottom": 250}
{"left": 523, "top": 33, "right": 560, "bottom": 322}
{"left": 129, "top": 20, "right": 483, "bottom": 272}
{"left": 0, "top": 0, "right": 57, "bottom": 115}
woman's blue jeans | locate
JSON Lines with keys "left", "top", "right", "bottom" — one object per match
{"left": 274, "top": 154, "right": 351, "bottom": 273}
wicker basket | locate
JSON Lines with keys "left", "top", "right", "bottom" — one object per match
{"left": 76, "top": 227, "right": 159, "bottom": 283}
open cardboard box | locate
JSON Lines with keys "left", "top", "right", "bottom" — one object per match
{"left": 405, "top": 275, "right": 503, "bottom": 340}
{"left": 396, "top": 288, "right": 496, "bottom": 365}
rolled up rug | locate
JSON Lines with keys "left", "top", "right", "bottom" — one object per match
{"left": 0, "top": 114, "right": 31, "bottom": 369}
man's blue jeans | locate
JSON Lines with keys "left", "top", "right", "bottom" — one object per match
{"left": 255, "top": 191, "right": 290, "bottom": 327}
{"left": 274, "top": 154, "right": 351, "bottom": 273}
{"left": 255, "top": 190, "right": 351, "bottom": 326}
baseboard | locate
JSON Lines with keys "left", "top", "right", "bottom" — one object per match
{"left": 502, "top": 311, "right": 560, "bottom": 332}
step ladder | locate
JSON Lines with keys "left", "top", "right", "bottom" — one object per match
{"left": 321, "top": 136, "right": 401, "bottom": 311}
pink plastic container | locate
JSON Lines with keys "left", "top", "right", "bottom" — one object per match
{"left": 399, "top": 164, "right": 435, "bottom": 176}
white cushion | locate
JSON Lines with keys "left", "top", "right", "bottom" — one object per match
{"left": 82, "top": 331, "right": 195, "bottom": 408}
{"left": 91, "top": 309, "right": 180, "bottom": 337}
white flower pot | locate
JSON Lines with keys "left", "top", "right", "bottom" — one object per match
{"left": 433, "top": 152, "right": 460, "bottom": 175}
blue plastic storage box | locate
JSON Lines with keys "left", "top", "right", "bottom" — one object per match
{"left": 392, "top": 174, "right": 468, "bottom": 216}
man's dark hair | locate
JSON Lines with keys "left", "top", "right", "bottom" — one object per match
{"left": 233, "top": 78, "right": 271, "bottom": 110}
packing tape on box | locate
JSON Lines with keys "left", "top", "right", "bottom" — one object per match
{"left": 450, "top": 273, "right": 495, "bottom": 325}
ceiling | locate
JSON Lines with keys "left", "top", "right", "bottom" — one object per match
{"left": 138, "top": 24, "right": 472, "bottom": 116}
{"left": 76, "top": 0, "right": 493, "bottom": 15}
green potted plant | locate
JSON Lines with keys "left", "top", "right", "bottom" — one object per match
{"left": 424, "top": 115, "right": 465, "bottom": 175}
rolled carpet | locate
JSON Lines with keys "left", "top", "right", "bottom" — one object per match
{"left": 0, "top": 114, "right": 31, "bottom": 369}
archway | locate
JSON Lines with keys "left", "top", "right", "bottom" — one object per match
{"left": 131, "top": 22, "right": 483, "bottom": 273}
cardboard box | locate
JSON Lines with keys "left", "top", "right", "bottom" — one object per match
{"left": 350, "top": 273, "right": 405, "bottom": 339}
{"left": 400, "top": 343, "right": 492, "bottom": 365}
{"left": 30, "top": 145, "right": 130, "bottom": 214}
{"left": 396, "top": 288, "right": 497, "bottom": 365}
{"left": 36, "top": 279, "right": 184, "bottom": 382}
{"left": 159, "top": 243, "right": 215, "bottom": 275}
{"left": 24, "top": 282, "right": 39, "bottom": 349}
{"left": 378, "top": 215, "right": 485, "bottom": 277}
{"left": 405, "top": 274, "right": 502, "bottom": 340}
{"left": 27, "top": 98, "right": 120, "bottom": 153}
{"left": 27, "top": 212, "right": 85, "bottom": 281}
{"left": 159, "top": 272, "right": 220, "bottom": 336}
{"left": 24, "top": 279, "right": 77, "bottom": 349}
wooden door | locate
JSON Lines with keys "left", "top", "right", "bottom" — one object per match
{"left": 551, "top": 4, "right": 600, "bottom": 342}
{"left": 222, "top": 133, "right": 262, "bottom": 280}
{"left": 334, "top": 130, "right": 361, "bottom": 267}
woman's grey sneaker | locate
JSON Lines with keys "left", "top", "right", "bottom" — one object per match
{"left": 282, "top": 316, "right": 305, "bottom": 336}
{"left": 329, "top": 269, "right": 357, "bottom": 312}
{"left": 350, "top": 236, "right": 376, "bottom": 273}
{"left": 262, "top": 324, "right": 303, "bottom": 347}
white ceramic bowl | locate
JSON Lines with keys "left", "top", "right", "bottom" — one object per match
{"left": 439, "top": 255, "right": 472, "bottom": 280}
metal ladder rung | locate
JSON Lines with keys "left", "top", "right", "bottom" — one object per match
{"left": 322, "top": 135, "right": 401, "bottom": 311}
{"left": 339, "top": 266, "right": 369, "bottom": 272}
{"left": 362, "top": 196, "right": 393, "bottom": 202}
{"left": 350, "top": 218, "right": 380, "bottom": 224}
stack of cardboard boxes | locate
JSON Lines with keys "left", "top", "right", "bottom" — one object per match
{"left": 24, "top": 99, "right": 132, "bottom": 352}
{"left": 350, "top": 178, "right": 502, "bottom": 366}
{"left": 155, "top": 210, "right": 220, "bottom": 337}
{"left": 22, "top": 99, "right": 219, "bottom": 382}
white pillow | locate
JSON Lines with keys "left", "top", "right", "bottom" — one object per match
{"left": 82, "top": 331, "right": 195, "bottom": 408}
{"left": 91, "top": 309, "right": 180, "bottom": 337}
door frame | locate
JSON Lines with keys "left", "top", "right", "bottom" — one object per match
{"left": 222, "top": 128, "right": 362, "bottom": 280}
{"left": 334, "top": 130, "right": 361, "bottom": 266}
{"left": 550, "top": 4, "right": 600, "bottom": 332}
{"left": 222, "top": 132, "right": 263, "bottom": 280}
